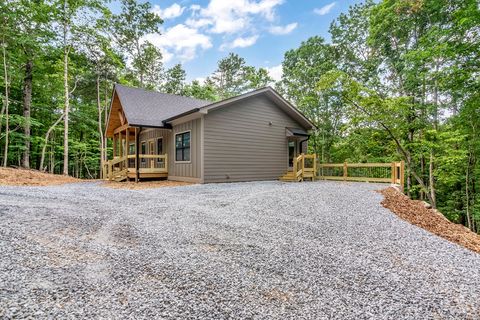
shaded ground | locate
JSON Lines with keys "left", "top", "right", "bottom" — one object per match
{"left": 0, "top": 181, "right": 479, "bottom": 319}
{"left": 380, "top": 187, "right": 480, "bottom": 254}
{"left": 0, "top": 167, "right": 80, "bottom": 186}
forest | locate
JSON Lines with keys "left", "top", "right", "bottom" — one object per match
{"left": 0, "top": 0, "right": 479, "bottom": 234}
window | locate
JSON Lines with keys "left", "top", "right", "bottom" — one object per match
{"left": 175, "top": 131, "right": 190, "bottom": 162}
{"left": 157, "top": 138, "right": 163, "bottom": 154}
{"left": 129, "top": 143, "right": 135, "bottom": 155}
{"left": 157, "top": 138, "right": 163, "bottom": 164}
{"left": 141, "top": 142, "right": 146, "bottom": 163}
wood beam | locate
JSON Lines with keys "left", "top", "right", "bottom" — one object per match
{"left": 114, "top": 123, "right": 130, "bottom": 135}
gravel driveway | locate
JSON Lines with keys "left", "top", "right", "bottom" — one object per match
{"left": 1, "top": 181, "right": 479, "bottom": 319}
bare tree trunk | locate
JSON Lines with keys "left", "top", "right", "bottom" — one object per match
{"left": 2, "top": 39, "right": 9, "bottom": 167}
{"left": 40, "top": 114, "right": 64, "bottom": 171}
{"left": 465, "top": 154, "right": 472, "bottom": 230}
{"left": 96, "top": 74, "right": 105, "bottom": 178}
{"left": 62, "top": 0, "right": 70, "bottom": 175}
{"left": 104, "top": 72, "right": 108, "bottom": 162}
{"left": 22, "top": 59, "right": 33, "bottom": 168}
{"left": 429, "top": 151, "right": 436, "bottom": 209}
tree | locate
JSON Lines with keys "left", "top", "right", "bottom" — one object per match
{"left": 278, "top": 36, "right": 340, "bottom": 161}
{"left": 110, "top": 0, "right": 162, "bottom": 87}
{"left": 245, "top": 67, "right": 273, "bottom": 89}
{"left": 209, "top": 53, "right": 249, "bottom": 99}
{"left": 163, "top": 64, "right": 186, "bottom": 95}
{"left": 184, "top": 79, "right": 218, "bottom": 101}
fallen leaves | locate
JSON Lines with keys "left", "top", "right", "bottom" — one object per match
{"left": 379, "top": 187, "right": 480, "bottom": 254}
{"left": 0, "top": 167, "right": 80, "bottom": 186}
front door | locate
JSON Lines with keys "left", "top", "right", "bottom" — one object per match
{"left": 288, "top": 140, "right": 296, "bottom": 170}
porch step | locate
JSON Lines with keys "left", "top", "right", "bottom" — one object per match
{"left": 279, "top": 171, "right": 301, "bottom": 182}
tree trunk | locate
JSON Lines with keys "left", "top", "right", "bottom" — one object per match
{"left": 104, "top": 72, "right": 108, "bottom": 162}
{"left": 96, "top": 74, "right": 105, "bottom": 178}
{"left": 22, "top": 59, "right": 33, "bottom": 168}
{"left": 40, "top": 114, "right": 64, "bottom": 171}
{"left": 429, "top": 151, "right": 436, "bottom": 209}
{"left": 465, "top": 154, "right": 472, "bottom": 230}
{"left": 2, "top": 39, "right": 9, "bottom": 167}
{"left": 62, "top": 6, "right": 70, "bottom": 176}
{"left": 63, "top": 32, "right": 70, "bottom": 176}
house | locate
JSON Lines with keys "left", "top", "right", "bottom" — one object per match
{"left": 104, "top": 84, "right": 316, "bottom": 183}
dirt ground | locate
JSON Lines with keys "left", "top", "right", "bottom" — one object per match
{"left": 0, "top": 167, "right": 80, "bottom": 186}
{"left": 102, "top": 180, "right": 193, "bottom": 190}
{"left": 380, "top": 187, "right": 480, "bottom": 254}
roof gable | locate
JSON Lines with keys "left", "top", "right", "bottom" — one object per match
{"left": 108, "top": 84, "right": 211, "bottom": 129}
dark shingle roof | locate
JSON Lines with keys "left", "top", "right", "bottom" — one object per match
{"left": 115, "top": 84, "right": 211, "bottom": 127}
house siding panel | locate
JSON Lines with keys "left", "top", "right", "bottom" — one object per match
{"left": 168, "top": 118, "right": 202, "bottom": 179}
{"left": 203, "top": 95, "right": 303, "bottom": 183}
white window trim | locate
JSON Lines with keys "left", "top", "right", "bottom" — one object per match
{"left": 174, "top": 130, "right": 192, "bottom": 164}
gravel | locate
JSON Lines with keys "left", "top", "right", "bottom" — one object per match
{"left": 0, "top": 180, "right": 479, "bottom": 319}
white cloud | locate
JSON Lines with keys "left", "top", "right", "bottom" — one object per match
{"left": 231, "top": 35, "right": 259, "bottom": 48}
{"left": 266, "top": 64, "right": 283, "bottom": 81}
{"left": 188, "top": 0, "right": 284, "bottom": 34}
{"left": 143, "top": 24, "right": 212, "bottom": 62}
{"left": 152, "top": 3, "right": 185, "bottom": 20}
{"left": 268, "top": 22, "right": 297, "bottom": 35}
{"left": 314, "top": 2, "right": 336, "bottom": 16}
{"left": 221, "top": 35, "right": 259, "bottom": 50}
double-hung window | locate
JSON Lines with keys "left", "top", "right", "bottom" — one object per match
{"left": 141, "top": 142, "right": 146, "bottom": 163}
{"left": 175, "top": 131, "right": 190, "bottom": 162}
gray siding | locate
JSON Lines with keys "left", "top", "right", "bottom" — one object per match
{"left": 138, "top": 128, "right": 170, "bottom": 169}
{"left": 168, "top": 118, "right": 202, "bottom": 179}
{"left": 203, "top": 95, "right": 303, "bottom": 183}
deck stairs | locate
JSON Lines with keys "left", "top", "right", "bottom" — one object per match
{"left": 279, "top": 153, "right": 317, "bottom": 182}
{"left": 280, "top": 170, "right": 302, "bottom": 182}
{"left": 112, "top": 168, "right": 128, "bottom": 182}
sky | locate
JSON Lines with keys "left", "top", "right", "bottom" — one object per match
{"left": 126, "top": 0, "right": 364, "bottom": 81}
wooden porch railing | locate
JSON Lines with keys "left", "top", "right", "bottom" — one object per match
{"left": 318, "top": 161, "right": 405, "bottom": 191}
{"left": 293, "top": 153, "right": 317, "bottom": 181}
{"left": 103, "top": 154, "right": 168, "bottom": 181}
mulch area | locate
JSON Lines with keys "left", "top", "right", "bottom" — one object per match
{"left": 380, "top": 187, "right": 480, "bottom": 254}
{"left": 102, "top": 180, "right": 193, "bottom": 190}
{"left": 0, "top": 167, "right": 81, "bottom": 186}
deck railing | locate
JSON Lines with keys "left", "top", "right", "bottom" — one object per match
{"left": 318, "top": 161, "right": 405, "bottom": 191}
{"left": 293, "top": 153, "right": 317, "bottom": 181}
{"left": 103, "top": 154, "right": 168, "bottom": 180}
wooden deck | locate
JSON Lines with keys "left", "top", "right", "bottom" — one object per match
{"left": 104, "top": 154, "right": 168, "bottom": 181}
{"left": 280, "top": 157, "right": 405, "bottom": 192}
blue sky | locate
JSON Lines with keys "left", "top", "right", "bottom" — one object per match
{"left": 137, "top": 0, "right": 363, "bottom": 81}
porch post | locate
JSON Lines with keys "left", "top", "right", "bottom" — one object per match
{"left": 113, "top": 133, "right": 117, "bottom": 157}
{"left": 126, "top": 128, "right": 130, "bottom": 180}
{"left": 126, "top": 128, "right": 130, "bottom": 157}
{"left": 135, "top": 127, "right": 140, "bottom": 182}
{"left": 119, "top": 131, "right": 123, "bottom": 158}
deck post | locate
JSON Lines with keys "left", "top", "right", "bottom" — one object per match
{"left": 126, "top": 127, "right": 130, "bottom": 173}
{"left": 391, "top": 162, "right": 395, "bottom": 184}
{"left": 400, "top": 160, "right": 405, "bottom": 193}
{"left": 135, "top": 127, "right": 140, "bottom": 183}
{"left": 113, "top": 134, "right": 117, "bottom": 158}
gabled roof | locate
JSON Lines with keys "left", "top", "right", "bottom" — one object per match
{"left": 107, "top": 84, "right": 315, "bottom": 136}
{"left": 115, "top": 84, "right": 211, "bottom": 127}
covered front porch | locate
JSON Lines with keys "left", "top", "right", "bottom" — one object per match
{"left": 103, "top": 125, "right": 168, "bottom": 182}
